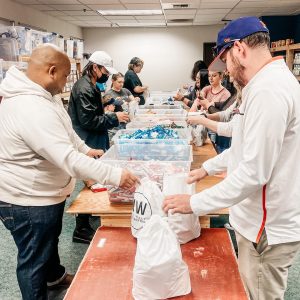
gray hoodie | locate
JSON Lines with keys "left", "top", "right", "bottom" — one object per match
{"left": 0, "top": 66, "right": 122, "bottom": 206}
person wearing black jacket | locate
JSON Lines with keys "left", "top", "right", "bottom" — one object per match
{"left": 68, "top": 51, "right": 129, "bottom": 243}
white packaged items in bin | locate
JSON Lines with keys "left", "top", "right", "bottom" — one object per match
{"left": 131, "top": 178, "right": 165, "bottom": 238}
{"left": 132, "top": 215, "right": 191, "bottom": 299}
{"left": 163, "top": 173, "right": 201, "bottom": 244}
{"left": 191, "top": 124, "right": 207, "bottom": 147}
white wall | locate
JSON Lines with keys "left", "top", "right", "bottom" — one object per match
{"left": 83, "top": 25, "right": 222, "bottom": 91}
{"left": 0, "top": 0, "right": 82, "bottom": 39}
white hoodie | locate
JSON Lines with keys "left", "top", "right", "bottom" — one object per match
{"left": 0, "top": 66, "right": 122, "bottom": 206}
{"left": 190, "top": 58, "right": 300, "bottom": 245}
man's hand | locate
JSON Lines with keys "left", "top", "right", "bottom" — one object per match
{"left": 187, "top": 167, "right": 208, "bottom": 184}
{"left": 119, "top": 169, "right": 140, "bottom": 190}
{"left": 162, "top": 194, "right": 192, "bottom": 214}
{"left": 116, "top": 112, "right": 130, "bottom": 123}
{"left": 87, "top": 149, "right": 104, "bottom": 159}
{"left": 173, "top": 91, "right": 183, "bottom": 101}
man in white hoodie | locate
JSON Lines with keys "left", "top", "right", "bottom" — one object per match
{"left": 0, "top": 44, "right": 138, "bottom": 300}
{"left": 163, "top": 17, "right": 300, "bottom": 300}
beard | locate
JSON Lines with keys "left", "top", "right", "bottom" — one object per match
{"left": 229, "top": 50, "right": 247, "bottom": 88}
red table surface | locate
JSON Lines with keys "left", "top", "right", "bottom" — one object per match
{"left": 64, "top": 227, "right": 248, "bottom": 300}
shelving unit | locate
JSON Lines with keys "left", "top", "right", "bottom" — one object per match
{"left": 19, "top": 55, "right": 82, "bottom": 100}
{"left": 270, "top": 43, "right": 300, "bottom": 79}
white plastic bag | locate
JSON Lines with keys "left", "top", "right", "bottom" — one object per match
{"left": 132, "top": 215, "right": 191, "bottom": 300}
{"left": 163, "top": 173, "right": 201, "bottom": 244}
{"left": 131, "top": 178, "right": 164, "bottom": 238}
{"left": 191, "top": 124, "right": 207, "bottom": 146}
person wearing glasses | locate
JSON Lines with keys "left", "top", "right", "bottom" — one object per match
{"left": 163, "top": 16, "right": 300, "bottom": 300}
{"left": 124, "top": 57, "right": 148, "bottom": 105}
{"left": 68, "top": 51, "right": 130, "bottom": 244}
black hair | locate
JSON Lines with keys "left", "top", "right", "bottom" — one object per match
{"left": 82, "top": 61, "right": 103, "bottom": 78}
{"left": 199, "top": 69, "right": 209, "bottom": 90}
{"left": 191, "top": 60, "right": 208, "bottom": 81}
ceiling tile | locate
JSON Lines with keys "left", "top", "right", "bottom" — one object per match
{"left": 75, "top": 15, "right": 108, "bottom": 21}
{"left": 123, "top": 3, "right": 162, "bottom": 9}
{"left": 39, "top": 0, "right": 81, "bottom": 4}
{"left": 193, "top": 20, "right": 223, "bottom": 25}
{"left": 115, "top": 19, "right": 139, "bottom": 23}
{"left": 166, "top": 15, "right": 194, "bottom": 20}
{"left": 121, "top": 0, "right": 160, "bottom": 3}
{"left": 104, "top": 15, "right": 136, "bottom": 20}
{"left": 58, "top": 16, "right": 80, "bottom": 20}
{"left": 230, "top": 7, "right": 264, "bottom": 13}
{"left": 29, "top": 4, "right": 56, "bottom": 10}
{"left": 44, "top": 10, "right": 68, "bottom": 16}
{"left": 50, "top": 4, "right": 89, "bottom": 10}
{"left": 194, "top": 14, "right": 226, "bottom": 21}
{"left": 196, "top": 8, "right": 231, "bottom": 15}
{"left": 63, "top": 10, "right": 98, "bottom": 15}
{"left": 167, "top": 22, "right": 193, "bottom": 26}
{"left": 79, "top": 0, "right": 121, "bottom": 3}
{"left": 86, "top": 4, "right": 125, "bottom": 10}
{"left": 161, "top": 0, "right": 200, "bottom": 3}
{"left": 164, "top": 9, "right": 197, "bottom": 15}
{"left": 13, "top": 0, "right": 44, "bottom": 3}
{"left": 137, "top": 19, "right": 166, "bottom": 23}
{"left": 135, "top": 15, "right": 165, "bottom": 20}
{"left": 200, "top": 1, "right": 239, "bottom": 9}
{"left": 237, "top": 1, "right": 279, "bottom": 8}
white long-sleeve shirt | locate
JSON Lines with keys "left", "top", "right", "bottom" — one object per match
{"left": 0, "top": 66, "right": 122, "bottom": 206}
{"left": 190, "top": 58, "right": 300, "bottom": 245}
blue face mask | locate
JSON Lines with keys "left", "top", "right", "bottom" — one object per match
{"left": 96, "top": 82, "right": 107, "bottom": 92}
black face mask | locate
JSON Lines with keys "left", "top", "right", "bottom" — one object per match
{"left": 96, "top": 74, "right": 109, "bottom": 83}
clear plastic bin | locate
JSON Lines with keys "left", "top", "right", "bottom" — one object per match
{"left": 126, "top": 120, "right": 188, "bottom": 129}
{"left": 100, "top": 144, "right": 192, "bottom": 187}
{"left": 139, "top": 104, "right": 182, "bottom": 110}
{"left": 133, "top": 115, "right": 187, "bottom": 122}
{"left": 112, "top": 128, "right": 190, "bottom": 145}
{"left": 135, "top": 108, "right": 187, "bottom": 116}
{"left": 126, "top": 120, "right": 192, "bottom": 141}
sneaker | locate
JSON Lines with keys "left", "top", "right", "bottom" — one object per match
{"left": 72, "top": 227, "right": 95, "bottom": 244}
{"left": 47, "top": 273, "right": 74, "bottom": 290}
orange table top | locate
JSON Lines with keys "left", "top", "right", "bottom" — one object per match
{"left": 64, "top": 227, "right": 248, "bottom": 300}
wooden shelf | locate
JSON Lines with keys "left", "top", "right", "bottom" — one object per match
{"left": 288, "top": 43, "right": 300, "bottom": 50}
{"left": 270, "top": 43, "right": 300, "bottom": 53}
{"left": 270, "top": 45, "right": 288, "bottom": 52}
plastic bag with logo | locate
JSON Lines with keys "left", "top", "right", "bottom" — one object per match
{"left": 131, "top": 177, "right": 164, "bottom": 238}
{"left": 163, "top": 173, "right": 201, "bottom": 244}
{"left": 132, "top": 215, "right": 191, "bottom": 299}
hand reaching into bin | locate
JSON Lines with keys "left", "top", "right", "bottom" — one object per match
{"left": 119, "top": 169, "right": 140, "bottom": 190}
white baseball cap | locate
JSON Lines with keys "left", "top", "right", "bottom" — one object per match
{"left": 89, "top": 51, "right": 118, "bottom": 75}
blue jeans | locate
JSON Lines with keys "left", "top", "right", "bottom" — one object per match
{"left": 0, "top": 200, "right": 66, "bottom": 300}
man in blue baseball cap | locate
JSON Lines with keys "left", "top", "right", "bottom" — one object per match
{"left": 163, "top": 16, "right": 300, "bottom": 300}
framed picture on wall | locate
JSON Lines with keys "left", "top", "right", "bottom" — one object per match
{"left": 203, "top": 42, "right": 216, "bottom": 67}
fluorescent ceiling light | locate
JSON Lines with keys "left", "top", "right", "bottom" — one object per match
{"left": 98, "top": 10, "right": 163, "bottom": 16}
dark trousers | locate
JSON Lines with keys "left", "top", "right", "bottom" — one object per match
{"left": 0, "top": 200, "right": 66, "bottom": 300}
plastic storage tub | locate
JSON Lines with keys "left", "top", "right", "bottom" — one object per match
{"left": 112, "top": 128, "right": 190, "bottom": 145}
{"left": 100, "top": 144, "right": 192, "bottom": 187}
{"left": 138, "top": 104, "right": 183, "bottom": 110}
{"left": 135, "top": 108, "right": 187, "bottom": 116}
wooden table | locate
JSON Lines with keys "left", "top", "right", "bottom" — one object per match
{"left": 64, "top": 227, "right": 248, "bottom": 300}
{"left": 67, "top": 141, "right": 228, "bottom": 228}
